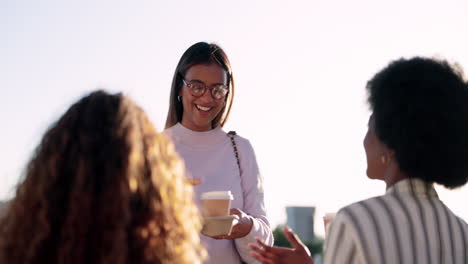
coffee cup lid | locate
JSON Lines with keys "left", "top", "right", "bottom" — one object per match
{"left": 201, "top": 191, "right": 233, "bottom": 200}
{"left": 323, "top": 212, "right": 336, "bottom": 219}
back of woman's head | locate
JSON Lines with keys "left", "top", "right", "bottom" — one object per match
{"left": 367, "top": 57, "right": 468, "bottom": 188}
{"left": 165, "top": 42, "right": 235, "bottom": 129}
{"left": 0, "top": 90, "right": 205, "bottom": 264}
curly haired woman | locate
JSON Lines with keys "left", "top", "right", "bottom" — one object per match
{"left": 0, "top": 90, "right": 206, "bottom": 264}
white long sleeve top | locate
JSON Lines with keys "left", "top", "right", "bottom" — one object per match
{"left": 164, "top": 123, "right": 273, "bottom": 264}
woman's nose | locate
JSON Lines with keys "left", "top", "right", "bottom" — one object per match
{"left": 199, "top": 88, "right": 215, "bottom": 102}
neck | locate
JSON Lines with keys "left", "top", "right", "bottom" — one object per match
{"left": 384, "top": 161, "right": 409, "bottom": 189}
{"left": 180, "top": 120, "right": 212, "bottom": 132}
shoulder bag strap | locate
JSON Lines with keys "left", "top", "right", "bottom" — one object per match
{"left": 227, "top": 131, "right": 241, "bottom": 174}
{"left": 228, "top": 131, "right": 248, "bottom": 264}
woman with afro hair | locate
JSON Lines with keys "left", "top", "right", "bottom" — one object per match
{"left": 250, "top": 57, "right": 468, "bottom": 264}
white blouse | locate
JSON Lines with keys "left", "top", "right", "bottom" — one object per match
{"left": 164, "top": 123, "right": 273, "bottom": 264}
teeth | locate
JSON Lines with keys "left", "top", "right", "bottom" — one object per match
{"left": 196, "top": 105, "right": 212, "bottom": 111}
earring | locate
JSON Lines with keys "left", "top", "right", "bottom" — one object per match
{"left": 380, "top": 155, "right": 387, "bottom": 165}
{"left": 177, "top": 96, "right": 181, "bottom": 102}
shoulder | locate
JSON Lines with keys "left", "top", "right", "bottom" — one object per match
{"left": 450, "top": 210, "right": 468, "bottom": 231}
{"left": 341, "top": 195, "right": 383, "bottom": 211}
{"left": 226, "top": 131, "right": 255, "bottom": 152}
{"left": 334, "top": 195, "right": 386, "bottom": 225}
{"left": 163, "top": 125, "right": 176, "bottom": 137}
{"left": 162, "top": 124, "right": 186, "bottom": 143}
{"left": 328, "top": 197, "right": 387, "bottom": 248}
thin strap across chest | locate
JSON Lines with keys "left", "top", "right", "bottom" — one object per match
{"left": 227, "top": 132, "right": 248, "bottom": 264}
{"left": 227, "top": 131, "right": 241, "bottom": 174}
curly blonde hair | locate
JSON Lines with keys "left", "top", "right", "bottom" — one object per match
{"left": 0, "top": 90, "right": 205, "bottom": 264}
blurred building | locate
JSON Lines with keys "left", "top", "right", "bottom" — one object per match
{"left": 0, "top": 200, "right": 6, "bottom": 218}
{"left": 286, "top": 206, "right": 315, "bottom": 241}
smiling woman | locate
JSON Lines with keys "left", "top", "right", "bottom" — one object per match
{"left": 178, "top": 63, "right": 228, "bottom": 131}
{"left": 163, "top": 42, "right": 273, "bottom": 264}
{"left": 165, "top": 42, "right": 235, "bottom": 131}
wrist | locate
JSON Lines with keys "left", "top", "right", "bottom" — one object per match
{"left": 241, "top": 215, "right": 254, "bottom": 237}
{"left": 246, "top": 215, "right": 254, "bottom": 233}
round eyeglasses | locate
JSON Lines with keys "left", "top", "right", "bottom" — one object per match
{"left": 182, "top": 79, "right": 229, "bottom": 100}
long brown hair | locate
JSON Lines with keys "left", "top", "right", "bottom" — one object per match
{"left": 165, "top": 42, "right": 235, "bottom": 129}
{"left": 0, "top": 90, "right": 205, "bottom": 264}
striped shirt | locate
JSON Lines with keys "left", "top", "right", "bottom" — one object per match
{"left": 323, "top": 178, "right": 468, "bottom": 264}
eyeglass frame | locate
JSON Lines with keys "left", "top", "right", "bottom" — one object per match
{"left": 180, "top": 76, "right": 229, "bottom": 100}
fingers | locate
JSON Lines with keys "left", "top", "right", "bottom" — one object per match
{"left": 283, "top": 226, "right": 302, "bottom": 248}
{"left": 254, "top": 238, "right": 288, "bottom": 254}
{"left": 283, "top": 226, "right": 309, "bottom": 255}
{"left": 249, "top": 243, "right": 271, "bottom": 256}
{"left": 249, "top": 243, "right": 277, "bottom": 264}
{"left": 227, "top": 208, "right": 253, "bottom": 238}
{"left": 208, "top": 223, "right": 245, "bottom": 240}
{"left": 230, "top": 208, "right": 242, "bottom": 216}
{"left": 255, "top": 237, "right": 295, "bottom": 254}
{"left": 250, "top": 251, "right": 275, "bottom": 264}
{"left": 255, "top": 237, "right": 272, "bottom": 250}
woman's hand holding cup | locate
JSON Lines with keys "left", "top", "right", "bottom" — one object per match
{"left": 201, "top": 191, "right": 253, "bottom": 239}
{"left": 212, "top": 208, "right": 253, "bottom": 240}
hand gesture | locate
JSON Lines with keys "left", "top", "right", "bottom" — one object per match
{"left": 248, "top": 226, "right": 314, "bottom": 264}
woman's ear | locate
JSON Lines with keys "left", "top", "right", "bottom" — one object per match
{"left": 383, "top": 148, "right": 396, "bottom": 164}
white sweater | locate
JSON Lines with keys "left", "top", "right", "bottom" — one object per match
{"left": 164, "top": 123, "right": 273, "bottom": 264}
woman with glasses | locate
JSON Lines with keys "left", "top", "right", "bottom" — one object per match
{"left": 164, "top": 42, "right": 273, "bottom": 264}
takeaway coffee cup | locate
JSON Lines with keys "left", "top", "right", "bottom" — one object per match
{"left": 323, "top": 212, "right": 336, "bottom": 236}
{"left": 201, "top": 191, "right": 233, "bottom": 217}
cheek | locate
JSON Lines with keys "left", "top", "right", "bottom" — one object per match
{"left": 181, "top": 90, "right": 194, "bottom": 108}
{"left": 211, "top": 99, "right": 224, "bottom": 113}
{"left": 180, "top": 88, "right": 190, "bottom": 100}
{"left": 364, "top": 132, "right": 380, "bottom": 176}
{"left": 363, "top": 132, "right": 372, "bottom": 156}
{"left": 216, "top": 100, "right": 225, "bottom": 110}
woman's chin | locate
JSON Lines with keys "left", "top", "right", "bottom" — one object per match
{"left": 366, "top": 169, "right": 380, "bottom": 180}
